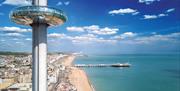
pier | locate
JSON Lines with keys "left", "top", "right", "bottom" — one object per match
{"left": 74, "top": 63, "right": 131, "bottom": 68}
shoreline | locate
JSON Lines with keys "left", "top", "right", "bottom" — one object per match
{"left": 60, "top": 55, "right": 94, "bottom": 91}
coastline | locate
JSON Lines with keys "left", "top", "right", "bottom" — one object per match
{"left": 61, "top": 55, "right": 94, "bottom": 91}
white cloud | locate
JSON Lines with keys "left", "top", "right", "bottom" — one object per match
{"left": 70, "top": 34, "right": 97, "bottom": 43}
{"left": 134, "top": 32, "right": 180, "bottom": 43}
{"left": 64, "top": 1, "right": 70, "bottom": 5}
{"left": 92, "top": 27, "right": 118, "bottom": 35}
{"left": 67, "top": 25, "right": 119, "bottom": 35}
{"left": 49, "top": 31, "right": 180, "bottom": 45}
{"left": 109, "top": 8, "right": 138, "bottom": 15}
{"left": 48, "top": 33, "right": 67, "bottom": 38}
{"left": 120, "top": 32, "right": 137, "bottom": 38}
{"left": 113, "top": 32, "right": 137, "bottom": 40}
{"left": 25, "top": 38, "right": 31, "bottom": 41}
{"left": 71, "top": 34, "right": 116, "bottom": 44}
{"left": 56, "top": 2, "right": 63, "bottom": 6}
{"left": 66, "top": 27, "right": 84, "bottom": 32}
{"left": 143, "top": 14, "right": 167, "bottom": 19}
{"left": 0, "top": 27, "right": 31, "bottom": 33}
{"left": 111, "top": 32, "right": 180, "bottom": 44}
{"left": 158, "top": 14, "right": 168, "bottom": 17}
{"left": 166, "top": 8, "right": 175, "bottom": 13}
{"left": 132, "top": 12, "right": 140, "bottom": 15}
{"left": 85, "top": 25, "right": 118, "bottom": 35}
{"left": 143, "top": 15, "right": 158, "bottom": 19}
{"left": 139, "top": 0, "right": 160, "bottom": 5}
{"left": 165, "top": 32, "right": 180, "bottom": 38}
{"left": 2, "top": 0, "right": 31, "bottom": 6}
{"left": 5, "top": 33, "right": 24, "bottom": 37}
{"left": 56, "top": 1, "right": 70, "bottom": 6}
{"left": 84, "top": 25, "right": 99, "bottom": 31}
{"left": 15, "top": 41, "right": 24, "bottom": 44}
{"left": 47, "top": 33, "right": 116, "bottom": 44}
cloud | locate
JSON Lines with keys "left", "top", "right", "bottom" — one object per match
{"left": 48, "top": 33, "right": 117, "bottom": 44}
{"left": 64, "top": 1, "right": 70, "bottom": 5}
{"left": 85, "top": 25, "right": 118, "bottom": 35}
{"left": 139, "top": 0, "right": 160, "bottom": 5}
{"left": 135, "top": 32, "right": 180, "bottom": 43}
{"left": 113, "top": 32, "right": 137, "bottom": 40}
{"left": 25, "top": 38, "right": 31, "bottom": 41}
{"left": 65, "top": 32, "right": 180, "bottom": 45}
{"left": 109, "top": 8, "right": 138, "bottom": 15}
{"left": 66, "top": 27, "right": 84, "bottom": 32}
{"left": 166, "top": 8, "right": 175, "bottom": 13}
{"left": 67, "top": 25, "right": 119, "bottom": 35}
{"left": 48, "top": 33, "right": 67, "bottom": 38}
{"left": 4, "top": 33, "right": 24, "bottom": 37}
{"left": 143, "top": 15, "right": 158, "bottom": 19}
{"left": 15, "top": 41, "right": 22, "bottom": 44}
{"left": 56, "top": 1, "right": 70, "bottom": 6}
{"left": 110, "top": 32, "right": 180, "bottom": 45}
{"left": 0, "top": 26, "right": 31, "bottom": 33}
{"left": 143, "top": 8, "right": 171, "bottom": 20}
{"left": 143, "top": 13, "right": 168, "bottom": 19}
{"left": 83, "top": 25, "right": 99, "bottom": 31}
{"left": 70, "top": 34, "right": 97, "bottom": 43}
{"left": 132, "top": 12, "right": 140, "bottom": 15}
{"left": 71, "top": 34, "right": 117, "bottom": 44}
{"left": 142, "top": 8, "right": 174, "bottom": 20}
{"left": 158, "top": 14, "right": 168, "bottom": 17}
{"left": 57, "top": 2, "right": 63, "bottom": 6}
{"left": 2, "top": 0, "right": 31, "bottom": 6}
{"left": 93, "top": 27, "right": 118, "bottom": 35}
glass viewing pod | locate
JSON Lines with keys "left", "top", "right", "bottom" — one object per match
{"left": 10, "top": 6, "right": 67, "bottom": 26}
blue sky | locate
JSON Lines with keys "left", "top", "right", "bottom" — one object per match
{"left": 0, "top": 0, "right": 180, "bottom": 54}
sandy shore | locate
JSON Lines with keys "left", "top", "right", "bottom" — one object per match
{"left": 62, "top": 55, "right": 94, "bottom": 91}
{"left": 61, "top": 55, "right": 76, "bottom": 67}
{"left": 69, "top": 67, "right": 93, "bottom": 91}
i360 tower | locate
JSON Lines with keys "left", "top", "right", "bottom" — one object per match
{"left": 10, "top": 0, "right": 67, "bottom": 91}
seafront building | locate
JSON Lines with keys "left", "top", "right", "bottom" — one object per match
{"left": 0, "top": 53, "right": 77, "bottom": 91}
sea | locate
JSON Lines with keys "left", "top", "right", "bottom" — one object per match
{"left": 74, "top": 54, "right": 180, "bottom": 91}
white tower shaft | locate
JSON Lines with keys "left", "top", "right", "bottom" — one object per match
{"left": 32, "top": 23, "right": 47, "bottom": 91}
{"left": 10, "top": 0, "right": 66, "bottom": 90}
{"left": 32, "top": 0, "right": 48, "bottom": 91}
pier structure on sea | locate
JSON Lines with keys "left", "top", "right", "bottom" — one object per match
{"left": 74, "top": 63, "right": 131, "bottom": 68}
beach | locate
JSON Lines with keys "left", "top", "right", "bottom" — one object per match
{"left": 60, "top": 55, "right": 94, "bottom": 91}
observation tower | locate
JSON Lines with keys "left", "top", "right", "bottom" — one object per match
{"left": 10, "top": 0, "right": 67, "bottom": 91}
